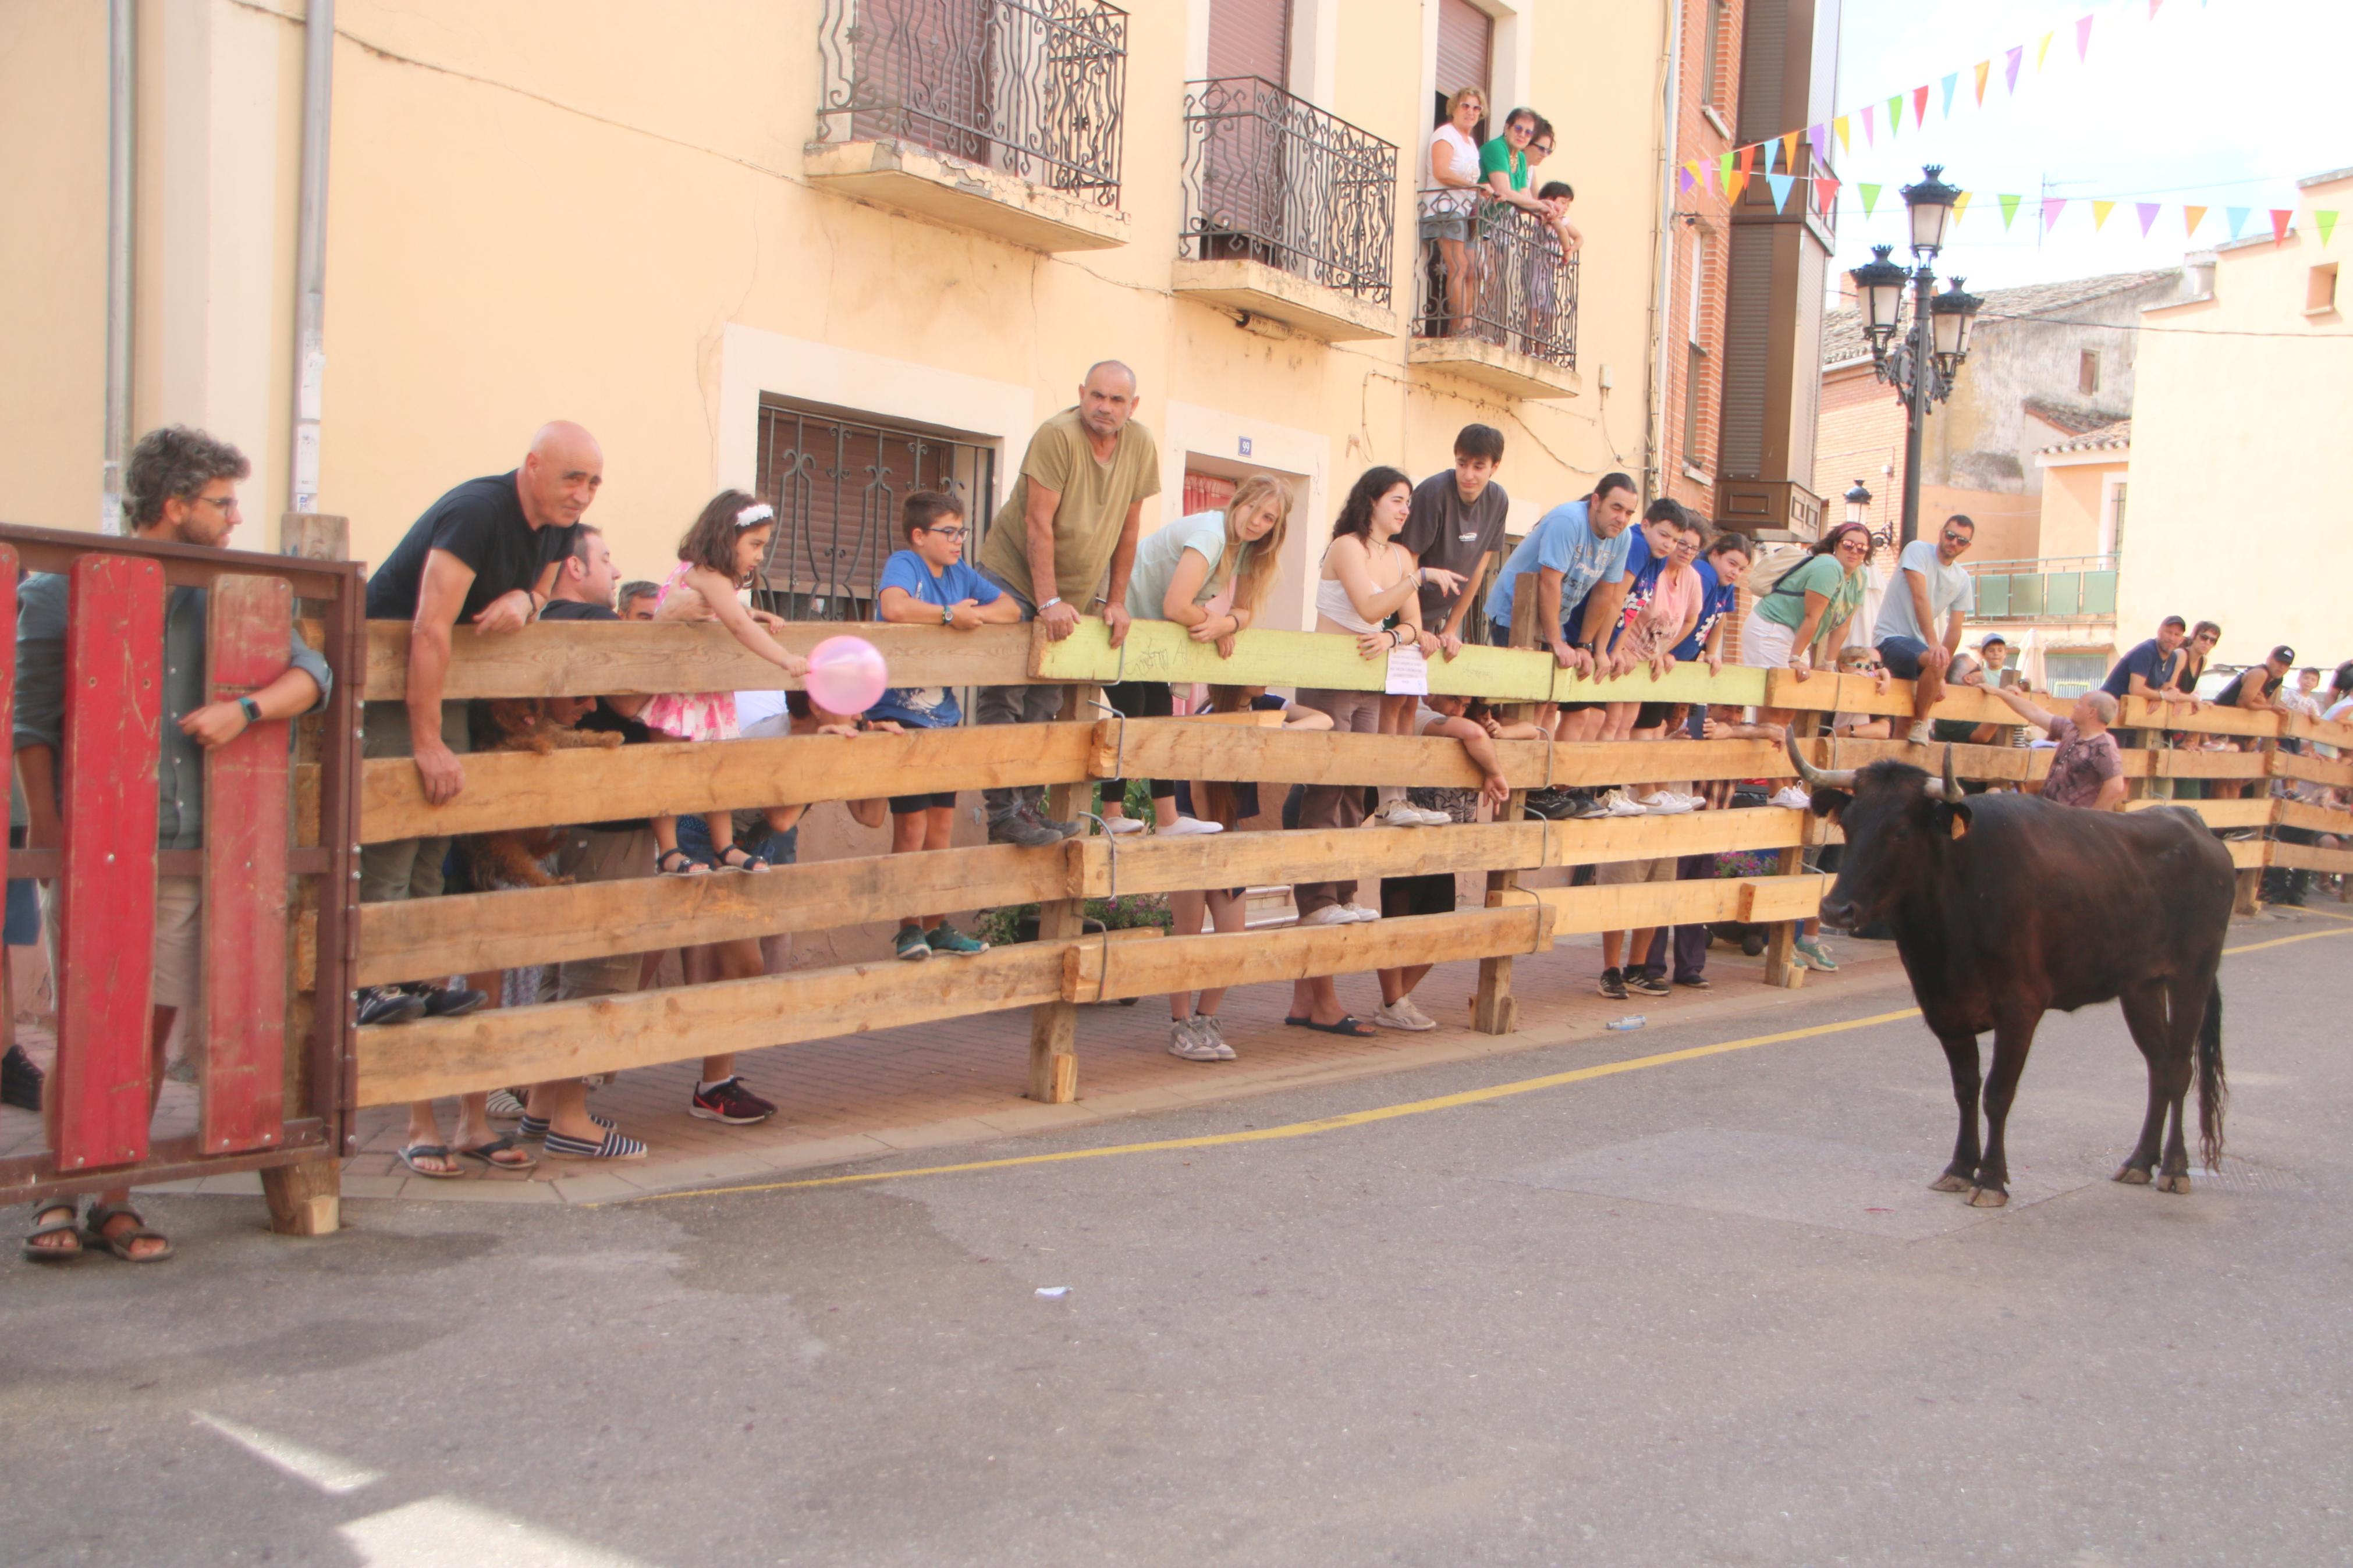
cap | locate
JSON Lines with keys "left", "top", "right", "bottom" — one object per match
{"left": 2272, "top": 645, "right": 2296, "bottom": 664}
{"left": 1978, "top": 633, "right": 2007, "bottom": 649}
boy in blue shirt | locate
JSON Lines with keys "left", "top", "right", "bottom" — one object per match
{"left": 874, "top": 492, "right": 1023, "bottom": 959}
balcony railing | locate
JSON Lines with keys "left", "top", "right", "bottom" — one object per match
{"left": 815, "top": 0, "right": 1127, "bottom": 207}
{"left": 1179, "top": 77, "right": 1397, "bottom": 305}
{"left": 1412, "top": 190, "right": 1578, "bottom": 369}
{"left": 1964, "top": 555, "right": 2119, "bottom": 621}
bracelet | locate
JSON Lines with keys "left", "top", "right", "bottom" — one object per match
{"left": 1038, "top": 596, "right": 1063, "bottom": 612}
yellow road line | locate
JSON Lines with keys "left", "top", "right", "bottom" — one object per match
{"left": 2291, "top": 905, "right": 2353, "bottom": 927}
{"left": 612, "top": 928, "right": 2338, "bottom": 1206}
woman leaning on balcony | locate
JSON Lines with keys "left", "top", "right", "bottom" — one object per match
{"left": 1424, "top": 87, "right": 1488, "bottom": 337}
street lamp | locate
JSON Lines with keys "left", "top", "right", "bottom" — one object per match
{"left": 1850, "top": 165, "right": 1982, "bottom": 548}
{"left": 1843, "top": 478, "right": 1889, "bottom": 552}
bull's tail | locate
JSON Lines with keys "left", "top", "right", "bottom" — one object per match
{"left": 2197, "top": 985, "right": 2228, "bottom": 1171}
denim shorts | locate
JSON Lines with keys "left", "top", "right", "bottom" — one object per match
{"left": 1876, "top": 635, "right": 1932, "bottom": 680}
{"left": 677, "top": 811, "right": 798, "bottom": 867}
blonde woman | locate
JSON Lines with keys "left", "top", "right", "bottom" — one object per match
{"left": 1424, "top": 86, "right": 1488, "bottom": 336}
{"left": 1096, "top": 475, "right": 1293, "bottom": 837}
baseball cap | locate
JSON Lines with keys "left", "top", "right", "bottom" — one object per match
{"left": 1978, "top": 634, "right": 2007, "bottom": 649}
{"left": 2271, "top": 644, "right": 2296, "bottom": 664}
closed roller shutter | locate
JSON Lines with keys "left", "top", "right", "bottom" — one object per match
{"left": 1435, "top": 0, "right": 1492, "bottom": 130}
{"left": 1208, "top": 0, "right": 1292, "bottom": 84}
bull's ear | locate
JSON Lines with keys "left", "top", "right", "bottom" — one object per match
{"left": 1936, "top": 801, "right": 1973, "bottom": 840}
{"left": 1808, "top": 788, "right": 1850, "bottom": 820}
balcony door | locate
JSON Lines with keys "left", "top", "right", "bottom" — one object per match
{"left": 1197, "top": 0, "right": 1294, "bottom": 268}
{"left": 1434, "top": 0, "right": 1493, "bottom": 137}
{"left": 853, "top": 0, "right": 996, "bottom": 166}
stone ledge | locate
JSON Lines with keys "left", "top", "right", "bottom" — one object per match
{"left": 1172, "top": 258, "right": 1399, "bottom": 342}
{"left": 805, "top": 139, "right": 1128, "bottom": 253}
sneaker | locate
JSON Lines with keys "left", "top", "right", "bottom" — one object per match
{"left": 1167, "top": 1018, "right": 1225, "bottom": 1062}
{"left": 1194, "top": 1014, "right": 1237, "bottom": 1060}
{"left": 357, "top": 985, "right": 428, "bottom": 1026}
{"left": 988, "top": 810, "right": 1066, "bottom": 849}
{"left": 402, "top": 982, "right": 487, "bottom": 1019}
{"left": 1674, "top": 974, "right": 1713, "bottom": 990}
{"left": 927, "top": 924, "right": 989, "bottom": 956}
{"left": 1769, "top": 785, "right": 1812, "bottom": 810}
{"left": 1566, "top": 792, "right": 1612, "bottom": 820}
{"left": 485, "top": 1088, "right": 527, "bottom": 1119}
{"left": 894, "top": 925, "right": 934, "bottom": 962}
{"left": 690, "top": 1075, "right": 778, "bottom": 1125}
{"left": 1342, "top": 903, "right": 1385, "bottom": 922}
{"left": 1793, "top": 937, "right": 1840, "bottom": 972}
{"left": 1602, "top": 791, "right": 1647, "bottom": 817}
{"left": 1905, "top": 720, "right": 1934, "bottom": 746}
{"left": 1521, "top": 787, "right": 1577, "bottom": 820}
{"left": 1637, "top": 791, "right": 1695, "bottom": 815}
{"left": 1159, "top": 816, "right": 1225, "bottom": 836}
{"left": 1372, "top": 999, "right": 1437, "bottom": 1032}
{"left": 1627, "top": 972, "right": 1671, "bottom": 998}
{"left": 1297, "top": 905, "right": 1358, "bottom": 927}
{"left": 1366, "top": 798, "right": 1431, "bottom": 828}
{"left": 1100, "top": 815, "right": 1147, "bottom": 836}
{"left": 1597, "top": 967, "right": 1628, "bottom": 1000}
{"left": 1, "top": 1043, "right": 42, "bottom": 1111}
{"left": 542, "top": 1128, "right": 648, "bottom": 1161}
{"left": 1029, "top": 802, "right": 1085, "bottom": 840}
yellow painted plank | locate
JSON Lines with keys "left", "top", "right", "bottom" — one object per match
{"left": 1550, "top": 661, "right": 1769, "bottom": 707}
{"left": 1028, "top": 617, "right": 1557, "bottom": 701}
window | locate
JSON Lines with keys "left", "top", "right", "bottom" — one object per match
{"left": 1435, "top": 0, "right": 1493, "bottom": 133}
{"left": 2078, "top": 349, "right": 2101, "bottom": 395}
{"left": 1687, "top": 237, "right": 1707, "bottom": 346}
{"left": 1183, "top": 470, "right": 1237, "bottom": 514}
{"left": 2044, "top": 652, "right": 2109, "bottom": 701}
{"left": 1702, "top": 0, "right": 1726, "bottom": 110}
{"left": 2309, "top": 263, "right": 2340, "bottom": 314}
{"left": 1682, "top": 342, "right": 1707, "bottom": 466}
{"left": 2104, "top": 478, "right": 2127, "bottom": 557}
{"left": 1208, "top": 0, "right": 1293, "bottom": 86}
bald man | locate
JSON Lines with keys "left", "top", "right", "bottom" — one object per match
{"left": 358, "top": 424, "right": 602, "bottom": 1175}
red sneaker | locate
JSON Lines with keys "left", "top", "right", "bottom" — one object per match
{"left": 689, "top": 1076, "right": 778, "bottom": 1125}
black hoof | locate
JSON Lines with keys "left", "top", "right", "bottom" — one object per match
{"left": 2113, "top": 1164, "right": 2153, "bottom": 1186}
{"left": 1928, "top": 1172, "right": 1973, "bottom": 1193}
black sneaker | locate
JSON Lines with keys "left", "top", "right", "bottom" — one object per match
{"left": 1596, "top": 967, "right": 1628, "bottom": 1000}
{"left": 1627, "top": 973, "right": 1671, "bottom": 998}
{"left": 357, "top": 985, "right": 428, "bottom": 1026}
{"left": 689, "top": 1075, "right": 778, "bottom": 1125}
{"left": 988, "top": 810, "right": 1065, "bottom": 849}
{"left": 1521, "top": 787, "right": 1577, "bottom": 821}
{"left": 1674, "top": 974, "right": 1713, "bottom": 990}
{"left": 403, "top": 983, "right": 487, "bottom": 1019}
{"left": 1, "top": 1043, "right": 41, "bottom": 1111}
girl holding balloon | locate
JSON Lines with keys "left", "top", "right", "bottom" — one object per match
{"left": 645, "top": 490, "right": 811, "bottom": 874}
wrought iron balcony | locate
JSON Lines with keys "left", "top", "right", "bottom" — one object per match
{"left": 1174, "top": 77, "right": 1398, "bottom": 339}
{"left": 1963, "top": 554, "right": 2119, "bottom": 621}
{"left": 811, "top": 0, "right": 1128, "bottom": 251}
{"left": 1407, "top": 190, "right": 1580, "bottom": 397}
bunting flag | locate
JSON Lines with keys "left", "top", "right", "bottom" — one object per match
{"left": 2225, "top": 207, "right": 2250, "bottom": 240}
{"left": 1887, "top": 92, "right": 1905, "bottom": 137}
{"left": 1759, "top": 136, "right": 1776, "bottom": 174}
{"left": 2044, "top": 197, "right": 2068, "bottom": 231}
{"left": 1973, "top": 60, "right": 1990, "bottom": 105}
{"left": 2136, "top": 201, "right": 2160, "bottom": 236}
{"left": 2037, "top": 30, "right": 2056, "bottom": 70}
{"left": 1859, "top": 183, "right": 1883, "bottom": 217}
{"left": 2005, "top": 46, "right": 2024, "bottom": 94}
{"left": 1912, "top": 84, "right": 1930, "bottom": 127}
{"left": 1781, "top": 131, "right": 1801, "bottom": 171}
{"left": 1679, "top": 161, "right": 1698, "bottom": 194}
{"left": 2092, "top": 199, "right": 2116, "bottom": 230}
{"left": 1951, "top": 191, "right": 1972, "bottom": 225}
{"left": 1809, "top": 123, "right": 1829, "bottom": 162}
{"left": 1861, "top": 104, "right": 1877, "bottom": 144}
{"left": 1738, "top": 144, "right": 1755, "bottom": 177}
{"left": 2076, "top": 13, "right": 2095, "bottom": 62}
{"left": 1765, "top": 172, "right": 1795, "bottom": 211}
{"left": 2319, "top": 211, "right": 2340, "bottom": 246}
{"left": 1718, "top": 150, "right": 1735, "bottom": 189}
{"left": 1813, "top": 175, "right": 1840, "bottom": 211}
{"left": 1726, "top": 167, "right": 1749, "bottom": 203}
{"left": 1833, "top": 115, "right": 1851, "bottom": 152}
{"left": 2149, "top": 0, "right": 2163, "bottom": 15}
{"left": 1939, "top": 73, "right": 1959, "bottom": 118}
{"left": 2183, "top": 204, "right": 2207, "bottom": 236}
{"left": 2270, "top": 208, "right": 2294, "bottom": 244}
{"left": 1999, "top": 192, "right": 2022, "bottom": 229}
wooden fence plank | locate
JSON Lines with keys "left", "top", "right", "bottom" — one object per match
{"left": 2120, "top": 695, "right": 2280, "bottom": 738}
{"left": 1526, "top": 875, "right": 1819, "bottom": 938}
{"left": 1031, "top": 617, "right": 1561, "bottom": 702}
{"left": 200, "top": 575, "right": 294, "bottom": 1154}
{"left": 2269, "top": 842, "right": 2353, "bottom": 874}
{"left": 53, "top": 556, "right": 165, "bottom": 1172}
{"left": 2272, "top": 749, "right": 2353, "bottom": 788}
{"left": 1073, "top": 823, "right": 1549, "bottom": 899}
{"left": 1737, "top": 874, "right": 1834, "bottom": 923}
{"left": 1063, "top": 907, "right": 1550, "bottom": 1004}
{"left": 2280, "top": 709, "right": 2353, "bottom": 749}
{"left": 2225, "top": 838, "right": 2270, "bottom": 872}
{"left": 2156, "top": 748, "right": 2269, "bottom": 780}
{"left": 1551, "top": 661, "right": 1770, "bottom": 708}
{"left": 352, "top": 943, "right": 1067, "bottom": 1106}
{"left": 2122, "top": 797, "right": 2276, "bottom": 827}
{"left": 2276, "top": 800, "right": 2353, "bottom": 835}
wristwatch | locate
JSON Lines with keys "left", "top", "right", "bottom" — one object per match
{"left": 237, "top": 696, "right": 262, "bottom": 724}
{"left": 940, "top": 602, "right": 953, "bottom": 625}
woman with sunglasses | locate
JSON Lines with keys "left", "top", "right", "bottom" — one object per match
{"left": 1424, "top": 87, "right": 1488, "bottom": 336}
{"left": 1741, "top": 521, "right": 1876, "bottom": 747}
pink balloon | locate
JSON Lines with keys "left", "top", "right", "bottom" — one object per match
{"left": 804, "top": 634, "right": 889, "bottom": 716}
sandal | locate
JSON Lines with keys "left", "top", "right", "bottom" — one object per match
{"left": 543, "top": 1128, "right": 648, "bottom": 1161}
{"left": 656, "top": 849, "right": 710, "bottom": 877}
{"left": 714, "top": 845, "right": 771, "bottom": 873}
{"left": 396, "top": 1143, "right": 465, "bottom": 1179}
{"left": 22, "top": 1202, "right": 82, "bottom": 1263}
{"left": 1299, "top": 1015, "right": 1376, "bottom": 1038}
{"left": 81, "top": 1202, "right": 173, "bottom": 1263}
{"left": 455, "top": 1133, "right": 538, "bottom": 1172}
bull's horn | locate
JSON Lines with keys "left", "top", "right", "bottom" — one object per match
{"left": 1942, "top": 743, "right": 1961, "bottom": 802}
{"left": 1784, "top": 730, "right": 1856, "bottom": 791}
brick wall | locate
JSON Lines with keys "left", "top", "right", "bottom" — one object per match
{"left": 1662, "top": 0, "right": 1740, "bottom": 522}
{"left": 1812, "top": 361, "right": 1904, "bottom": 540}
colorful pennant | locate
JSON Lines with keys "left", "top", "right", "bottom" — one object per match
{"left": 2184, "top": 204, "right": 2207, "bottom": 236}
{"left": 1999, "top": 193, "right": 2022, "bottom": 230}
{"left": 1833, "top": 115, "right": 1850, "bottom": 154}
{"left": 1765, "top": 172, "right": 1795, "bottom": 212}
{"left": 2004, "top": 46, "right": 2024, "bottom": 94}
{"left": 2269, "top": 208, "right": 2293, "bottom": 244}
{"left": 2136, "top": 202, "right": 2160, "bottom": 236}
{"left": 2225, "top": 207, "right": 2250, "bottom": 240}
{"left": 2092, "top": 200, "right": 2116, "bottom": 230}
{"left": 1912, "top": 84, "right": 1929, "bottom": 128}
{"left": 1972, "top": 60, "right": 1990, "bottom": 105}
{"left": 1939, "top": 73, "right": 1958, "bottom": 119}
{"left": 2044, "top": 197, "right": 2068, "bottom": 231}
{"left": 2076, "top": 13, "right": 2095, "bottom": 61}
{"left": 2318, "top": 211, "right": 2340, "bottom": 246}
{"left": 2037, "top": 30, "right": 2056, "bottom": 70}
{"left": 1859, "top": 183, "right": 1883, "bottom": 217}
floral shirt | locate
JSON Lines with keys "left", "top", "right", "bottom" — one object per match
{"left": 641, "top": 561, "right": 738, "bottom": 741}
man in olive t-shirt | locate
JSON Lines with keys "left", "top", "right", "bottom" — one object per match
{"left": 973, "top": 361, "right": 1162, "bottom": 844}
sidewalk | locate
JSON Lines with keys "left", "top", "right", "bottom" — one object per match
{"left": 0, "top": 929, "right": 1913, "bottom": 1208}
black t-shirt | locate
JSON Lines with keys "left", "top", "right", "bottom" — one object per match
{"left": 2214, "top": 669, "right": 2281, "bottom": 708}
{"left": 538, "top": 598, "right": 657, "bottom": 831}
{"left": 1396, "top": 471, "right": 1510, "bottom": 630}
{"left": 367, "top": 471, "right": 580, "bottom": 623}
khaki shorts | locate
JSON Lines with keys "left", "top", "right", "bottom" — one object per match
{"left": 42, "top": 874, "right": 203, "bottom": 1011}
{"left": 1596, "top": 856, "right": 1677, "bottom": 886}
{"left": 555, "top": 826, "right": 657, "bottom": 1000}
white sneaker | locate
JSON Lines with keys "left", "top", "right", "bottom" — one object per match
{"left": 1366, "top": 798, "right": 1430, "bottom": 828}
{"left": 1159, "top": 816, "right": 1224, "bottom": 836}
{"left": 1195, "top": 1014, "right": 1237, "bottom": 1060}
{"left": 1602, "top": 790, "right": 1647, "bottom": 817}
{"left": 1770, "top": 785, "right": 1812, "bottom": 809}
{"left": 1408, "top": 804, "right": 1453, "bottom": 826}
{"left": 1343, "top": 902, "right": 1385, "bottom": 922}
{"left": 1298, "top": 904, "right": 1357, "bottom": 927}
{"left": 1101, "top": 815, "right": 1147, "bottom": 835}
{"left": 1637, "top": 791, "right": 1695, "bottom": 815}
{"left": 1372, "top": 999, "right": 1438, "bottom": 1032}
{"left": 1167, "top": 1018, "right": 1224, "bottom": 1062}
{"left": 1905, "top": 721, "right": 1934, "bottom": 746}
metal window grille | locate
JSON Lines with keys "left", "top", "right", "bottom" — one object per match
{"left": 1412, "top": 192, "right": 1580, "bottom": 369}
{"left": 753, "top": 400, "right": 998, "bottom": 621}
{"left": 1179, "top": 76, "right": 1398, "bottom": 305}
{"left": 814, "top": 0, "right": 1128, "bottom": 207}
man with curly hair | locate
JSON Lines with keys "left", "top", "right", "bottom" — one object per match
{"left": 16, "top": 426, "right": 331, "bottom": 1264}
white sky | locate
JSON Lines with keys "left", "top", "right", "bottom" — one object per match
{"left": 1827, "top": 0, "right": 2353, "bottom": 289}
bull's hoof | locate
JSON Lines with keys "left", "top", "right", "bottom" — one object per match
{"left": 1928, "top": 1173, "right": 1974, "bottom": 1193}
{"left": 2113, "top": 1165, "right": 2153, "bottom": 1186}
{"left": 1967, "top": 1186, "right": 2010, "bottom": 1208}
{"left": 2156, "top": 1171, "right": 2193, "bottom": 1195}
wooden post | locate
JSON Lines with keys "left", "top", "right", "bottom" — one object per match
{"left": 1474, "top": 576, "right": 1542, "bottom": 1034}
{"left": 278, "top": 511, "right": 349, "bottom": 561}
{"left": 1025, "top": 682, "right": 1097, "bottom": 1103}
{"left": 260, "top": 1157, "right": 340, "bottom": 1236}
{"left": 1765, "top": 712, "right": 1822, "bottom": 989}
{"left": 2236, "top": 730, "right": 2274, "bottom": 916}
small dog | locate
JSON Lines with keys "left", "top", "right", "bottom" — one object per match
{"left": 455, "top": 699, "right": 624, "bottom": 891}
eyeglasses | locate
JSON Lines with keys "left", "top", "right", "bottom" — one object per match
{"left": 1532, "top": 143, "right": 1554, "bottom": 155}
{"left": 922, "top": 525, "right": 968, "bottom": 541}
{"left": 1671, "top": 537, "right": 1701, "bottom": 554}
{"left": 191, "top": 494, "right": 241, "bottom": 515}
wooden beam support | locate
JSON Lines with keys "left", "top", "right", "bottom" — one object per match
{"left": 259, "top": 1156, "right": 340, "bottom": 1236}
{"left": 1475, "top": 577, "right": 1545, "bottom": 1036}
{"left": 1765, "top": 711, "right": 1822, "bottom": 989}
{"left": 1529, "top": 874, "right": 1830, "bottom": 937}
{"left": 1027, "top": 684, "right": 1095, "bottom": 1105}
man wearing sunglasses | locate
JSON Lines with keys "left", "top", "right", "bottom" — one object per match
{"left": 1871, "top": 514, "right": 1978, "bottom": 746}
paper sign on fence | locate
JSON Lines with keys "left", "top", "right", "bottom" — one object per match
{"left": 1385, "top": 646, "right": 1429, "bottom": 696}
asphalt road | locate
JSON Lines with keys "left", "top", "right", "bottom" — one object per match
{"left": 5, "top": 914, "right": 2351, "bottom": 1567}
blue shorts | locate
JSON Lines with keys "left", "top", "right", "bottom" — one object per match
{"left": 678, "top": 811, "right": 798, "bottom": 867}
{"left": 1876, "top": 635, "right": 1932, "bottom": 680}
{"left": 5, "top": 879, "right": 37, "bottom": 948}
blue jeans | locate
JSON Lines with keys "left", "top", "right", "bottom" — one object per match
{"left": 972, "top": 567, "right": 1060, "bottom": 820}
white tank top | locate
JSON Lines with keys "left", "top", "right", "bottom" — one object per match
{"left": 1315, "top": 541, "right": 1404, "bottom": 634}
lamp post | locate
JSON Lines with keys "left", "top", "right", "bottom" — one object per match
{"left": 1850, "top": 165, "right": 1985, "bottom": 548}
{"left": 1844, "top": 478, "right": 1886, "bottom": 553}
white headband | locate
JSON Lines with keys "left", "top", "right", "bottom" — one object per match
{"left": 734, "top": 502, "right": 775, "bottom": 529}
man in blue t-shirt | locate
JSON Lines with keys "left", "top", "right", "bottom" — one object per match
{"left": 2102, "top": 615, "right": 2196, "bottom": 711}
{"left": 1482, "top": 472, "right": 1641, "bottom": 675}
{"left": 873, "top": 491, "right": 1023, "bottom": 960}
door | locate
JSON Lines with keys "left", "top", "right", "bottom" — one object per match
{"left": 1208, "top": 0, "right": 1291, "bottom": 84}
{"left": 1198, "top": 0, "right": 1294, "bottom": 268}
{"left": 1435, "top": 0, "right": 1493, "bottom": 138}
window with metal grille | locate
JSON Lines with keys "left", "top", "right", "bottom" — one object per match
{"left": 752, "top": 399, "right": 998, "bottom": 621}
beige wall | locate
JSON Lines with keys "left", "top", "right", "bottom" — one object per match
{"left": 2034, "top": 457, "right": 2123, "bottom": 561}
{"left": 2, "top": 0, "right": 1674, "bottom": 605}
{"left": 2122, "top": 183, "right": 2352, "bottom": 669}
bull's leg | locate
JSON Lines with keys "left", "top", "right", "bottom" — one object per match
{"left": 2154, "top": 976, "right": 2209, "bottom": 1195}
{"left": 1930, "top": 1032, "right": 1983, "bottom": 1193}
{"left": 1972, "top": 1015, "right": 2043, "bottom": 1207}
{"left": 2111, "top": 980, "right": 2174, "bottom": 1187}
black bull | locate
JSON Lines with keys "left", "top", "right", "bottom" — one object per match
{"left": 1790, "top": 739, "right": 2234, "bottom": 1207}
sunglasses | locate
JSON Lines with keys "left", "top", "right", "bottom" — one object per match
{"left": 1940, "top": 529, "right": 1971, "bottom": 543}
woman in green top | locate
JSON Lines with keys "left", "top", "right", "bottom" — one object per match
{"left": 1478, "top": 106, "right": 1553, "bottom": 221}
{"left": 1740, "top": 521, "right": 1876, "bottom": 738}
